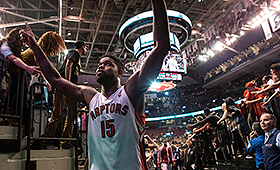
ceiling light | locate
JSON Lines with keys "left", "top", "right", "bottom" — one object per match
{"left": 274, "top": 0, "right": 280, "bottom": 7}
{"left": 206, "top": 50, "right": 215, "bottom": 57}
{"left": 198, "top": 55, "right": 208, "bottom": 62}
{"left": 197, "top": 23, "right": 202, "bottom": 27}
{"left": 230, "top": 37, "right": 237, "bottom": 43}
{"left": 67, "top": 31, "right": 71, "bottom": 36}
{"left": 213, "top": 42, "right": 225, "bottom": 51}
{"left": 65, "top": 15, "right": 84, "bottom": 22}
{"left": 225, "top": 38, "right": 231, "bottom": 45}
{"left": 191, "top": 30, "right": 200, "bottom": 35}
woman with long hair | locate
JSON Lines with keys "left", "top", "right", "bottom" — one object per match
{"left": 21, "top": 31, "right": 66, "bottom": 66}
{"left": 21, "top": 31, "right": 66, "bottom": 91}
{"left": 0, "top": 28, "right": 41, "bottom": 82}
{"left": 0, "top": 28, "right": 41, "bottom": 125}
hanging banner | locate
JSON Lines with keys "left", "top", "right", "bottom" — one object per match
{"left": 233, "top": 2, "right": 245, "bottom": 29}
{"left": 203, "top": 31, "right": 211, "bottom": 50}
{"left": 259, "top": 0, "right": 276, "bottom": 8}
{"left": 225, "top": 9, "right": 237, "bottom": 35}
{"left": 182, "top": 50, "right": 188, "bottom": 74}
{"left": 262, "top": 19, "right": 273, "bottom": 40}
{"left": 244, "top": 0, "right": 256, "bottom": 20}
{"left": 186, "top": 46, "right": 193, "bottom": 66}
{"left": 208, "top": 25, "right": 216, "bottom": 47}
{"left": 191, "top": 41, "right": 199, "bottom": 62}
{"left": 216, "top": 18, "right": 227, "bottom": 42}
{"left": 269, "top": 12, "right": 280, "bottom": 32}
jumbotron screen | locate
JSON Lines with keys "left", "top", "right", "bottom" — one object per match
{"left": 133, "top": 50, "right": 185, "bottom": 80}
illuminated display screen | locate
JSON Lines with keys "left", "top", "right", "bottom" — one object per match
{"left": 133, "top": 38, "right": 140, "bottom": 55}
{"left": 134, "top": 50, "right": 185, "bottom": 75}
{"left": 161, "top": 51, "right": 184, "bottom": 73}
{"left": 133, "top": 32, "right": 180, "bottom": 59}
{"left": 140, "top": 32, "right": 154, "bottom": 48}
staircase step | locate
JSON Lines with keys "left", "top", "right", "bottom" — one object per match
{"left": 0, "top": 126, "right": 18, "bottom": 139}
{"left": 0, "top": 149, "right": 76, "bottom": 170}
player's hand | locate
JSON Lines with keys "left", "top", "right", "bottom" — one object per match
{"left": 19, "top": 22, "right": 37, "bottom": 48}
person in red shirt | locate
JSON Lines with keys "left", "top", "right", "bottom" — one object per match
{"left": 158, "top": 140, "right": 174, "bottom": 170}
{"left": 244, "top": 81, "right": 266, "bottom": 129}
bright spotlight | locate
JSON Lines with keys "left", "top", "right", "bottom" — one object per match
{"left": 230, "top": 37, "right": 237, "bottom": 43}
{"left": 198, "top": 55, "right": 208, "bottom": 62}
{"left": 274, "top": 0, "right": 280, "bottom": 7}
{"left": 150, "top": 81, "right": 159, "bottom": 89}
{"left": 206, "top": 50, "right": 215, "bottom": 57}
{"left": 213, "top": 42, "right": 224, "bottom": 51}
{"left": 225, "top": 38, "right": 231, "bottom": 46}
{"left": 164, "top": 91, "right": 169, "bottom": 95}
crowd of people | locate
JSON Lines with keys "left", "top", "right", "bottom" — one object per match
{"left": 141, "top": 62, "right": 280, "bottom": 170}
{"left": 0, "top": 0, "right": 280, "bottom": 169}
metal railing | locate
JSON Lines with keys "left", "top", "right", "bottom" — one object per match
{"left": 0, "top": 70, "right": 26, "bottom": 152}
{"left": 25, "top": 83, "right": 79, "bottom": 170}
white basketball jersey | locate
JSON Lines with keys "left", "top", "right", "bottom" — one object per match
{"left": 87, "top": 86, "right": 143, "bottom": 170}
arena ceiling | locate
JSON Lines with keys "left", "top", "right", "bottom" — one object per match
{"left": 0, "top": 0, "right": 238, "bottom": 73}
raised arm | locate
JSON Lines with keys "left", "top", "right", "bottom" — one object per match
{"left": 263, "top": 90, "right": 279, "bottom": 106}
{"left": 6, "top": 54, "right": 40, "bottom": 75}
{"left": 135, "top": 0, "right": 170, "bottom": 89}
{"left": 257, "top": 80, "right": 280, "bottom": 94}
{"left": 20, "top": 23, "right": 96, "bottom": 105}
{"left": 125, "top": 0, "right": 170, "bottom": 113}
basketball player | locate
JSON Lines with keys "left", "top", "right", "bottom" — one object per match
{"left": 20, "top": 0, "right": 170, "bottom": 169}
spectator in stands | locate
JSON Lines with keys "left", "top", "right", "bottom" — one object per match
{"left": 43, "top": 40, "right": 87, "bottom": 149}
{"left": 0, "top": 28, "right": 40, "bottom": 84}
{"left": 218, "top": 97, "right": 247, "bottom": 155}
{"left": 158, "top": 140, "right": 174, "bottom": 170}
{"left": 172, "top": 142, "right": 182, "bottom": 170}
{"left": 0, "top": 28, "right": 40, "bottom": 126}
{"left": 186, "top": 107, "right": 220, "bottom": 131}
{"left": 146, "top": 148, "right": 157, "bottom": 170}
{"left": 21, "top": 31, "right": 67, "bottom": 92}
{"left": 260, "top": 113, "right": 280, "bottom": 169}
{"left": 246, "top": 122, "right": 265, "bottom": 170}
{"left": 244, "top": 81, "right": 266, "bottom": 129}
{"left": 257, "top": 63, "right": 280, "bottom": 95}
{"left": 261, "top": 84, "right": 277, "bottom": 114}
{"left": 257, "top": 64, "right": 280, "bottom": 124}
{"left": 182, "top": 138, "right": 202, "bottom": 170}
{"left": 262, "top": 75, "right": 273, "bottom": 85}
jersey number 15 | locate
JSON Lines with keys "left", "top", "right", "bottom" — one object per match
{"left": 101, "top": 119, "right": 115, "bottom": 138}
